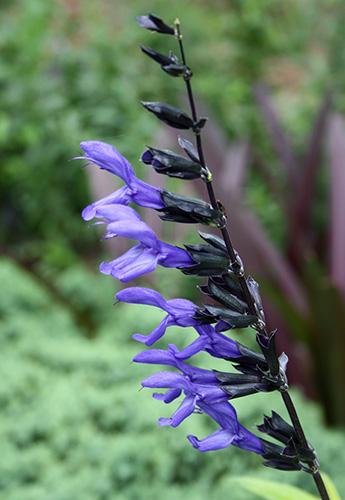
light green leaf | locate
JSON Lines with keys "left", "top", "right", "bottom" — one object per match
{"left": 233, "top": 477, "right": 317, "bottom": 500}
{"left": 321, "top": 473, "right": 341, "bottom": 500}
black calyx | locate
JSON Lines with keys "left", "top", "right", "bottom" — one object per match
{"left": 142, "top": 101, "right": 207, "bottom": 131}
{"left": 261, "top": 440, "right": 303, "bottom": 471}
{"left": 198, "top": 231, "right": 227, "bottom": 252}
{"left": 193, "top": 117, "right": 208, "bottom": 133}
{"left": 159, "top": 191, "right": 224, "bottom": 226}
{"left": 235, "top": 343, "right": 268, "bottom": 370}
{"left": 141, "top": 101, "right": 194, "bottom": 130}
{"left": 140, "top": 45, "right": 173, "bottom": 66}
{"left": 183, "top": 231, "right": 235, "bottom": 276}
{"left": 212, "top": 337, "right": 287, "bottom": 399}
{"left": 259, "top": 411, "right": 298, "bottom": 445}
{"left": 259, "top": 412, "right": 319, "bottom": 472}
{"left": 214, "top": 274, "right": 245, "bottom": 301}
{"left": 183, "top": 244, "right": 229, "bottom": 277}
{"left": 136, "top": 14, "right": 174, "bottom": 35}
{"left": 141, "top": 146, "right": 205, "bottom": 180}
{"left": 214, "top": 370, "right": 278, "bottom": 399}
{"left": 141, "top": 46, "right": 192, "bottom": 78}
{"left": 247, "top": 276, "right": 265, "bottom": 323}
{"left": 163, "top": 63, "right": 192, "bottom": 78}
{"left": 199, "top": 276, "right": 248, "bottom": 313}
{"left": 178, "top": 136, "right": 200, "bottom": 163}
{"left": 256, "top": 331, "right": 282, "bottom": 377}
{"left": 210, "top": 340, "right": 285, "bottom": 400}
{"left": 195, "top": 305, "right": 257, "bottom": 330}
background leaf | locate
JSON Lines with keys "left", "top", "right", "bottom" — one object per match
{"left": 321, "top": 473, "right": 342, "bottom": 500}
{"left": 234, "top": 476, "right": 317, "bottom": 500}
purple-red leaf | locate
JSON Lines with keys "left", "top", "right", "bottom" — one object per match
{"left": 286, "top": 93, "right": 331, "bottom": 267}
{"left": 327, "top": 112, "right": 345, "bottom": 296}
{"left": 220, "top": 141, "right": 250, "bottom": 201}
{"left": 254, "top": 84, "right": 298, "bottom": 191}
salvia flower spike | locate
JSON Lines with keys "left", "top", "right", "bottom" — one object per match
{"left": 79, "top": 13, "right": 330, "bottom": 500}
{"left": 79, "top": 140, "right": 220, "bottom": 226}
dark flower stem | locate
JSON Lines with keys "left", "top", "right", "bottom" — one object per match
{"left": 174, "top": 18, "right": 329, "bottom": 500}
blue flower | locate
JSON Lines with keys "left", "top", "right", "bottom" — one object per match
{"left": 133, "top": 344, "right": 219, "bottom": 384}
{"left": 116, "top": 287, "right": 200, "bottom": 345}
{"left": 77, "top": 140, "right": 164, "bottom": 220}
{"left": 188, "top": 402, "right": 264, "bottom": 454}
{"left": 115, "top": 287, "right": 252, "bottom": 356}
{"left": 92, "top": 204, "right": 193, "bottom": 282}
{"left": 175, "top": 325, "right": 244, "bottom": 360}
{"left": 139, "top": 356, "right": 263, "bottom": 454}
{"left": 141, "top": 371, "right": 227, "bottom": 427}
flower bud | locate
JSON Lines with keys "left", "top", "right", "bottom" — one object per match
{"left": 142, "top": 101, "right": 194, "bottom": 130}
{"left": 141, "top": 146, "right": 204, "bottom": 180}
{"left": 136, "top": 14, "right": 174, "bottom": 35}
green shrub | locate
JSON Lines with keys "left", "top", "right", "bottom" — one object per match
{"left": 0, "top": 258, "right": 344, "bottom": 499}
{"left": 1, "top": 0, "right": 341, "bottom": 268}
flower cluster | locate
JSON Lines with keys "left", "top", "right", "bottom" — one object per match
{"left": 79, "top": 12, "right": 323, "bottom": 483}
{"left": 78, "top": 133, "right": 289, "bottom": 458}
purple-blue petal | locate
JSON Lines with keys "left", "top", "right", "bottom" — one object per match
{"left": 141, "top": 371, "right": 192, "bottom": 391}
{"left": 158, "top": 395, "right": 196, "bottom": 427}
{"left": 175, "top": 336, "right": 209, "bottom": 360}
{"left": 153, "top": 388, "right": 182, "bottom": 403}
{"left": 80, "top": 141, "right": 135, "bottom": 185}
{"left": 187, "top": 429, "right": 235, "bottom": 452}
{"left": 94, "top": 203, "right": 141, "bottom": 223}
{"left": 141, "top": 149, "right": 154, "bottom": 165}
{"left": 198, "top": 401, "right": 239, "bottom": 432}
{"left": 100, "top": 244, "right": 159, "bottom": 282}
{"left": 197, "top": 386, "right": 228, "bottom": 405}
{"left": 159, "top": 242, "right": 194, "bottom": 268}
{"left": 207, "top": 333, "right": 242, "bottom": 360}
{"left": 116, "top": 287, "right": 169, "bottom": 310}
{"left": 132, "top": 316, "right": 172, "bottom": 345}
{"left": 233, "top": 425, "right": 264, "bottom": 455}
{"left": 192, "top": 325, "right": 242, "bottom": 360}
{"left": 104, "top": 220, "right": 158, "bottom": 247}
{"left": 164, "top": 298, "right": 197, "bottom": 325}
{"left": 133, "top": 348, "right": 175, "bottom": 366}
{"left": 182, "top": 366, "right": 218, "bottom": 385}
{"left": 131, "top": 178, "right": 164, "bottom": 209}
{"left": 82, "top": 187, "right": 131, "bottom": 221}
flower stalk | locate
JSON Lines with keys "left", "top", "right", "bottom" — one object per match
{"left": 174, "top": 17, "right": 329, "bottom": 500}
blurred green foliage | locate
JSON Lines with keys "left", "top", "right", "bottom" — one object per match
{"left": 0, "top": 0, "right": 157, "bottom": 267}
{"left": 1, "top": 0, "right": 343, "bottom": 267}
{"left": 0, "top": 257, "right": 345, "bottom": 500}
